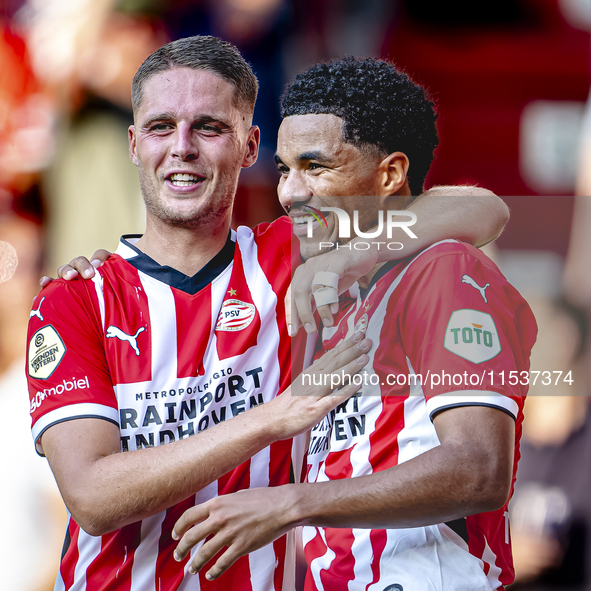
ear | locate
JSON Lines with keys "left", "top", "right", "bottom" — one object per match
{"left": 241, "top": 126, "right": 260, "bottom": 169}
{"left": 129, "top": 125, "right": 138, "bottom": 166}
{"left": 378, "top": 151, "right": 410, "bottom": 196}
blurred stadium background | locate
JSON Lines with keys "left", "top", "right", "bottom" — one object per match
{"left": 1, "top": 0, "right": 590, "bottom": 588}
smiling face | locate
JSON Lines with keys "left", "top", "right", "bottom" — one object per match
{"left": 276, "top": 113, "right": 408, "bottom": 260}
{"left": 129, "top": 67, "right": 259, "bottom": 230}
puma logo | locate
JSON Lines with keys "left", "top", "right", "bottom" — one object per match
{"left": 106, "top": 325, "right": 145, "bottom": 356}
{"left": 461, "top": 274, "right": 490, "bottom": 304}
{"left": 29, "top": 297, "right": 45, "bottom": 321}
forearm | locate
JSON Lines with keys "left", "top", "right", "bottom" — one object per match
{"left": 369, "top": 187, "right": 509, "bottom": 264}
{"left": 289, "top": 441, "right": 510, "bottom": 530}
{"left": 46, "top": 335, "right": 371, "bottom": 536}
{"left": 48, "top": 405, "right": 278, "bottom": 536}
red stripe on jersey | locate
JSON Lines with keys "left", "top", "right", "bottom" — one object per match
{"left": 273, "top": 535, "right": 287, "bottom": 590}
{"left": 324, "top": 446, "right": 354, "bottom": 480}
{"left": 173, "top": 285, "right": 211, "bottom": 377}
{"left": 365, "top": 529, "right": 388, "bottom": 590}
{"left": 85, "top": 522, "right": 142, "bottom": 590}
{"left": 199, "top": 554, "right": 252, "bottom": 590}
{"left": 215, "top": 246, "right": 261, "bottom": 361}
{"left": 304, "top": 530, "right": 327, "bottom": 591}
{"left": 467, "top": 509, "right": 514, "bottom": 586}
{"left": 101, "top": 258, "right": 152, "bottom": 384}
{"left": 269, "top": 439, "right": 293, "bottom": 486}
{"left": 319, "top": 528, "right": 357, "bottom": 589}
{"left": 217, "top": 460, "right": 251, "bottom": 495}
{"left": 60, "top": 519, "right": 80, "bottom": 590}
{"left": 155, "top": 498, "right": 195, "bottom": 590}
{"left": 367, "top": 397, "right": 403, "bottom": 472}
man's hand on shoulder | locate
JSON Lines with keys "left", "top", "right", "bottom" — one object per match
{"left": 39, "top": 249, "right": 112, "bottom": 287}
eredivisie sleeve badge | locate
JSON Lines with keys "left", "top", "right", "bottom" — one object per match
{"left": 28, "top": 325, "right": 66, "bottom": 379}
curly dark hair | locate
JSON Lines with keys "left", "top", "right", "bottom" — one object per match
{"left": 280, "top": 57, "right": 438, "bottom": 196}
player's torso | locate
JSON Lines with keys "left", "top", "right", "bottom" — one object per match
{"left": 303, "top": 241, "right": 537, "bottom": 591}
{"left": 42, "top": 225, "right": 295, "bottom": 591}
{"left": 102, "top": 242, "right": 283, "bottom": 462}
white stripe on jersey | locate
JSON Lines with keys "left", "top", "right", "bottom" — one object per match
{"left": 53, "top": 570, "right": 65, "bottom": 591}
{"left": 397, "top": 359, "right": 440, "bottom": 464}
{"left": 481, "top": 536, "right": 503, "bottom": 589}
{"left": 236, "top": 226, "right": 281, "bottom": 397}
{"left": 207, "top": 260, "right": 233, "bottom": 367}
{"left": 249, "top": 546, "right": 277, "bottom": 591}
{"left": 350, "top": 529, "right": 374, "bottom": 589}
{"left": 74, "top": 530, "right": 102, "bottom": 590}
{"left": 237, "top": 227, "right": 283, "bottom": 590}
{"left": 248, "top": 446, "right": 277, "bottom": 591}
{"left": 367, "top": 525, "right": 493, "bottom": 591}
{"left": 53, "top": 510, "right": 72, "bottom": 591}
{"left": 139, "top": 270, "right": 179, "bottom": 383}
{"left": 116, "top": 239, "right": 141, "bottom": 260}
{"left": 92, "top": 273, "right": 105, "bottom": 331}
{"left": 130, "top": 512, "right": 166, "bottom": 591}
{"left": 177, "top": 568, "right": 202, "bottom": 591}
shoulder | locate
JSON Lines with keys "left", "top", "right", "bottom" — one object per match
{"left": 405, "top": 240, "right": 502, "bottom": 278}
{"left": 241, "top": 216, "right": 296, "bottom": 273}
{"left": 28, "top": 255, "right": 132, "bottom": 333}
{"left": 32, "top": 275, "right": 97, "bottom": 313}
{"left": 380, "top": 240, "right": 536, "bottom": 335}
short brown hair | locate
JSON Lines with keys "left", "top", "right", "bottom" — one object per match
{"left": 132, "top": 36, "right": 258, "bottom": 116}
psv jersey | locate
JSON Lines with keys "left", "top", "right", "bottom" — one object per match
{"left": 26, "top": 219, "right": 300, "bottom": 591}
{"left": 305, "top": 240, "right": 538, "bottom": 591}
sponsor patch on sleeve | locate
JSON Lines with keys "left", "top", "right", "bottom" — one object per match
{"left": 28, "top": 325, "right": 66, "bottom": 379}
{"left": 444, "top": 309, "right": 501, "bottom": 363}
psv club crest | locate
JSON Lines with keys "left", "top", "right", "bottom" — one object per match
{"left": 215, "top": 299, "right": 256, "bottom": 332}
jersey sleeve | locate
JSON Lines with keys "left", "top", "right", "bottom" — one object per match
{"left": 396, "top": 244, "right": 538, "bottom": 421}
{"left": 26, "top": 279, "right": 118, "bottom": 455}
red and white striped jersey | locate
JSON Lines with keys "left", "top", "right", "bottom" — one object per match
{"left": 304, "top": 240, "right": 538, "bottom": 591}
{"left": 26, "top": 218, "right": 300, "bottom": 591}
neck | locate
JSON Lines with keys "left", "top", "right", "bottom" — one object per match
{"left": 358, "top": 263, "right": 384, "bottom": 290}
{"left": 134, "top": 215, "right": 232, "bottom": 276}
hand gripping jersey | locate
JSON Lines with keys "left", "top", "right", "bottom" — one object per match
{"left": 26, "top": 219, "right": 301, "bottom": 591}
{"left": 304, "top": 240, "right": 538, "bottom": 591}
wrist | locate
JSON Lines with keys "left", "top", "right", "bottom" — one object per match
{"left": 284, "top": 483, "right": 314, "bottom": 528}
{"left": 254, "top": 394, "right": 288, "bottom": 442}
{"left": 342, "top": 238, "right": 379, "bottom": 278}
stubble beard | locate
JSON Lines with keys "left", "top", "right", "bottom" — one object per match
{"left": 138, "top": 165, "right": 237, "bottom": 229}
